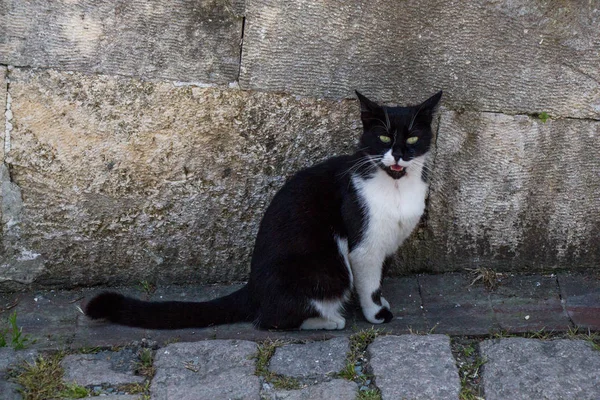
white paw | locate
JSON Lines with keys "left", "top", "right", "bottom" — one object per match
{"left": 300, "top": 317, "right": 346, "bottom": 330}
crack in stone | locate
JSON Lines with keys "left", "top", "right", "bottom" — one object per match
{"left": 555, "top": 275, "right": 576, "bottom": 328}
{"left": 415, "top": 275, "right": 429, "bottom": 329}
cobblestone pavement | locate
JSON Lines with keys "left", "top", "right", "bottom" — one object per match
{"left": 1, "top": 272, "right": 599, "bottom": 399}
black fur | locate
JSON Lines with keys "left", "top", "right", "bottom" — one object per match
{"left": 85, "top": 90, "right": 442, "bottom": 330}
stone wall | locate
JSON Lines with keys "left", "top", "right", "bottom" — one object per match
{"left": 1, "top": 0, "right": 599, "bottom": 289}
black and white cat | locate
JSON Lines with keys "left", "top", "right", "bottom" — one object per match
{"left": 85, "top": 90, "right": 442, "bottom": 330}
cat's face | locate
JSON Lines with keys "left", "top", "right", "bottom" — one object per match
{"left": 356, "top": 91, "right": 442, "bottom": 179}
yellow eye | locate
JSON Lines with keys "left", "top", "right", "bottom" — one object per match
{"left": 406, "top": 136, "right": 419, "bottom": 144}
{"left": 379, "top": 135, "right": 392, "bottom": 144}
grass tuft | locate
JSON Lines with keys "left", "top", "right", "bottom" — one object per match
{"left": 253, "top": 339, "right": 302, "bottom": 390}
{"left": 466, "top": 267, "right": 502, "bottom": 290}
{"left": 135, "top": 348, "right": 156, "bottom": 378}
{"left": 357, "top": 388, "right": 382, "bottom": 400}
{"left": 0, "top": 311, "right": 30, "bottom": 349}
{"left": 15, "top": 353, "right": 88, "bottom": 400}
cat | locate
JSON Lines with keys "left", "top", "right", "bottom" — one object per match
{"left": 85, "top": 90, "right": 442, "bottom": 330}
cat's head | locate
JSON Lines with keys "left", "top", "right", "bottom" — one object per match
{"left": 356, "top": 90, "right": 442, "bottom": 179}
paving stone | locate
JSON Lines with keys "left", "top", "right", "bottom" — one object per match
{"left": 61, "top": 349, "right": 144, "bottom": 387}
{"left": 95, "top": 396, "right": 142, "bottom": 400}
{"left": 490, "top": 275, "right": 570, "bottom": 332}
{"left": 481, "top": 338, "right": 600, "bottom": 400}
{"left": 150, "top": 340, "right": 259, "bottom": 400}
{"left": 558, "top": 273, "right": 600, "bottom": 330}
{"left": 419, "top": 273, "right": 496, "bottom": 335}
{"left": 0, "top": 348, "right": 38, "bottom": 373}
{"left": 369, "top": 335, "right": 460, "bottom": 400}
{"left": 266, "top": 379, "right": 357, "bottom": 400}
{"left": 268, "top": 338, "right": 349, "bottom": 378}
{"left": 2, "top": 290, "right": 81, "bottom": 348}
{"left": 0, "top": 380, "right": 23, "bottom": 400}
{"left": 380, "top": 277, "right": 428, "bottom": 333}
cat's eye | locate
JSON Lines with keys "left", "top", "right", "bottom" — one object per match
{"left": 379, "top": 135, "right": 392, "bottom": 144}
{"left": 406, "top": 136, "right": 419, "bottom": 144}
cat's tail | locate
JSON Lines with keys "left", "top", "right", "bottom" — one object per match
{"left": 84, "top": 285, "right": 254, "bottom": 329}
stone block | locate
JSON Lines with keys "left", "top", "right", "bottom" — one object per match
{"left": 241, "top": 0, "right": 600, "bottom": 118}
{"left": 558, "top": 273, "right": 600, "bottom": 330}
{"left": 481, "top": 338, "right": 600, "bottom": 400}
{"left": 61, "top": 349, "right": 144, "bottom": 387}
{"left": 268, "top": 337, "right": 349, "bottom": 378}
{"left": 1, "top": 65, "right": 6, "bottom": 162}
{"left": 266, "top": 379, "right": 357, "bottom": 400}
{"left": 150, "top": 340, "right": 259, "bottom": 400}
{"left": 4, "top": 68, "right": 360, "bottom": 288}
{"left": 369, "top": 334, "right": 460, "bottom": 400}
{"left": 419, "top": 273, "right": 496, "bottom": 335}
{"left": 490, "top": 275, "right": 570, "bottom": 332}
{"left": 0, "top": 0, "right": 243, "bottom": 83}
{"left": 424, "top": 111, "right": 600, "bottom": 273}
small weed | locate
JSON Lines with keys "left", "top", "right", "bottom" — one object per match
{"left": 78, "top": 346, "right": 102, "bottom": 354}
{"left": 253, "top": 339, "right": 301, "bottom": 390}
{"left": 58, "top": 382, "right": 89, "bottom": 399}
{"left": 490, "top": 329, "right": 515, "bottom": 339}
{"left": 566, "top": 326, "right": 600, "bottom": 351}
{"left": 357, "top": 388, "right": 382, "bottom": 400}
{"left": 524, "top": 328, "right": 552, "bottom": 340}
{"left": 466, "top": 267, "right": 502, "bottom": 290}
{"left": 339, "top": 327, "right": 384, "bottom": 395}
{"left": 408, "top": 323, "right": 438, "bottom": 335}
{"left": 118, "top": 381, "right": 151, "bottom": 395}
{"left": 538, "top": 112, "right": 550, "bottom": 123}
{"left": 15, "top": 353, "right": 65, "bottom": 400}
{"left": 138, "top": 280, "right": 156, "bottom": 296}
{"left": 0, "top": 311, "right": 30, "bottom": 349}
{"left": 136, "top": 348, "right": 156, "bottom": 378}
{"left": 452, "top": 338, "right": 485, "bottom": 400}
{"left": 462, "top": 345, "right": 476, "bottom": 357}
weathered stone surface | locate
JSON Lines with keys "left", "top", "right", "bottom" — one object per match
{"left": 490, "top": 275, "right": 570, "bottom": 332}
{"left": 0, "top": 380, "right": 22, "bottom": 400}
{"left": 419, "top": 273, "right": 496, "bottom": 335}
{"left": 269, "top": 338, "right": 349, "bottom": 378}
{"left": 267, "top": 380, "right": 357, "bottom": 400}
{"left": 4, "top": 68, "right": 360, "bottom": 288}
{"left": 0, "top": 1, "right": 242, "bottom": 84}
{"left": 481, "top": 338, "right": 600, "bottom": 400}
{"left": 1, "top": 65, "right": 6, "bottom": 162}
{"left": 422, "top": 111, "right": 600, "bottom": 273}
{"left": 241, "top": 0, "right": 600, "bottom": 118}
{"left": 61, "top": 349, "right": 144, "bottom": 387}
{"left": 379, "top": 276, "right": 428, "bottom": 333}
{"left": 558, "top": 273, "right": 600, "bottom": 330}
{"left": 369, "top": 335, "right": 460, "bottom": 400}
{"left": 0, "top": 347, "right": 38, "bottom": 373}
{"left": 150, "top": 340, "right": 259, "bottom": 400}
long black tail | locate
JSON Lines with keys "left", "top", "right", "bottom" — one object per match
{"left": 84, "top": 286, "right": 254, "bottom": 329}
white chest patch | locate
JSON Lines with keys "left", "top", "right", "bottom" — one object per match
{"left": 352, "top": 165, "right": 428, "bottom": 258}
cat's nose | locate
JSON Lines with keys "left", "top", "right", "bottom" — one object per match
{"left": 392, "top": 150, "right": 403, "bottom": 162}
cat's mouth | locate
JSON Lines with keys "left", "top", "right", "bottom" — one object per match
{"left": 383, "top": 164, "right": 407, "bottom": 179}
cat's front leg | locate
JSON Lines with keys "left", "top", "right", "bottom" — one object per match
{"left": 349, "top": 251, "right": 393, "bottom": 324}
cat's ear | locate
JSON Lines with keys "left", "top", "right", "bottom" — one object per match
{"left": 419, "top": 90, "right": 443, "bottom": 115}
{"left": 355, "top": 91, "right": 382, "bottom": 125}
